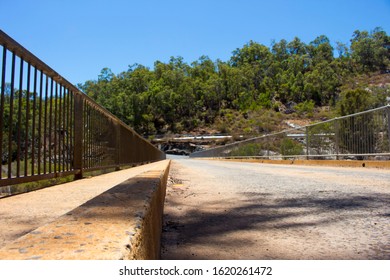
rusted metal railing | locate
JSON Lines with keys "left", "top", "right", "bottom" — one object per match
{"left": 0, "top": 30, "right": 165, "bottom": 191}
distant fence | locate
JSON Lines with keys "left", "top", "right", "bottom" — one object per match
{"left": 190, "top": 105, "right": 390, "bottom": 160}
{"left": 0, "top": 30, "right": 165, "bottom": 189}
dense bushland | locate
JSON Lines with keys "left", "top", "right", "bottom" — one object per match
{"left": 78, "top": 28, "right": 390, "bottom": 136}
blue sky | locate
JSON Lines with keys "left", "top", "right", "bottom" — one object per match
{"left": 1, "top": 0, "right": 389, "bottom": 85}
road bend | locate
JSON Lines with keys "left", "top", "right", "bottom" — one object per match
{"left": 161, "top": 157, "right": 390, "bottom": 260}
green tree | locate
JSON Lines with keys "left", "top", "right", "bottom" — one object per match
{"left": 351, "top": 28, "right": 390, "bottom": 72}
{"left": 303, "top": 62, "right": 339, "bottom": 105}
{"left": 308, "top": 35, "right": 334, "bottom": 66}
{"left": 337, "top": 89, "right": 375, "bottom": 115}
{"left": 75, "top": 28, "right": 388, "bottom": 137}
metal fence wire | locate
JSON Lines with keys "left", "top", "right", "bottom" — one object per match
{"left": 0, "top": 30, "right": 165, "bottom": 190}
{"left": 190, "top": 105, "right": 390, "bottom": 160}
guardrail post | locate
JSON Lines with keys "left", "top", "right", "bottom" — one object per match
{"left": 267, "top": 140, "right": 270, "bottom": 159}
{"left": 305, "top": 126, "right": 309, "bottom": 160}
{"left": 73, "top": 93, "right": 83, "bottom": 179}
{"left": 334, "top": 118, "right": 340, "bottom": 160}
{"left": 115, "top": 122, "right": 121, "bottom": 171}
{"left": 387, "top": 105, "right": 390, "bottom": 153}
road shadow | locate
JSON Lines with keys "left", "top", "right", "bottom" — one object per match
{"left": 161, "top": 191, "right": 390, "bottom": 259}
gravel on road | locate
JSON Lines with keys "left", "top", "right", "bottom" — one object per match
{"left": 161, "top": 158, "right": 390, "bottom": 260}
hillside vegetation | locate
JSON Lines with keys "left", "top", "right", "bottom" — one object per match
{"left": 78, "top": 28, "right": 390, "bottom": 137}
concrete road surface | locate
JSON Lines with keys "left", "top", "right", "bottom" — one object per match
{"left": 161, "top": 158, "right": 390, "bottom": 260}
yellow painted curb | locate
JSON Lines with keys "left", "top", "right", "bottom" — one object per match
{"left": 209, "top": 158, "right": 390, "bottom": 169}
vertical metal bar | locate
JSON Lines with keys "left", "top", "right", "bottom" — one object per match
{"left": 88, "top": 105, "right": 92, "bottom": 168}
{"left": 266, "top": 138, "right": 270, "bottom": 159}
{"left": 101, "top": 112, "right": 104, "bottom": 166}
{"left": 0, "top": 47, "right": 6, "bottom": 179}
{"left": 357, "top": 115, "right": 360, "bottom": 155}
{"left": 84, "top": 103, "right": 88, "bottom": 169}
{"left": 66, "top": 89, "right": 71, "bottom": 171}
{"left": 372, "top": 111, "right": 377, "bottom": 153}
{"left": 31, "top": 67, "right": 37, "bottom": 176}
{"left": 82, "top": 102, "right": 86, "bottom": 169}
{"left": 371, "top": 112, "right": 374, "bottom": 153}
{"left": 69, "top": 91, "right": 73, "bottom": 171}
{"left": 100, "top": 114, "right": 104, "bottom": 166}
{"left": 96, "top": 111, "right": 99, "bottom": 167}
{"left": 93, "top": 109, "right": 96, "bottom": 167}
{"left": 95, "top": 110, "right": 98, "bottom": 166}
{"left": 368, "top": 112, "right": 371, "bottom": 154}
{"left": 353, "top": 116, "right": 356, "bottom": 155}
{"left": 90, "top": 106, "right": 93, "bottom": 168}
{"left": 344, "top": 119, "right": 347, "bottom": 156}
{"left": 358, "top": 114, "right": 361, "bottom": 155}
{"left": 88, "top": 105, "right": 92, "bottom": 169}
{"left": 91, "top": 108, "right": 94, "bottom": 168}
{"left": 387, "top": 106, "right": 390, "bottom": 153}
{"left": 99, "top": 112, "right": 103, "bottom": 166}
{"left": 342, "top": 118, "right": 346, "bottom": 156}
{"left": 351, "top": 116, "right": 354, "bottom": 156}
{"left": 59, "top": 85, "right": 64, "bottom": 171}
{"left": 363, "top": 113, "right": 367, "bottom": 154}
{"left": 87, "top": 102, "right": 89, "bottom": 168}
{"left": 96, "top": 111, "right": 100, "bottom": 167}
{"left": 375, "top": 111, "right": 380, "bottom": 153}
{"left": 48, "top": 78, "right": 53, "bottom": 173}
{"left": 58, "top": 85, "right": 62, "bottom": 171}
{"left": 359, "top": 114, "right": 363, "bottom": 155}
{"left": 86, "top": 104, "right": 88, "bottom": 168}
{"left": 334, "top": 118, "right": 339, "bottom": 160}
{"left": 37, "top": 71, "right": 43, "bottom": 174}
{"left": 305, "top": 126, "right": 309, "bottom": 160}
{"left": 89, "top": 106, "right": 92, "bottom": 168}
{"left": 62, "top": 87, "right": 66, "bottom": 171}
{"left": 73, "top": 93, "right": 83, "bottom": 179}
{"left": 43, "top": 75, "right": 48, "bottom": 174}
{"left": 362, "top": 113, "right": 366, "bottom": 154}
{"left": 115, "top": 121, "right": 121, "bottom": 169}
{"left": 53, "top": 82, "right": 58, "bottom": 173}
{"left": 24, "top": 62, "right": 31, "bottom": 176}
{"left": 7, "top": 52, "right": 16, "bottom": 178}
{"left": 16, "top": 57, "right": 24, "bottom": 177}
{"left": 356, "top": 115, "right": 360, "bottom": 155}
{"left": 38, "top": 71, "right": 43, "bottom": 173}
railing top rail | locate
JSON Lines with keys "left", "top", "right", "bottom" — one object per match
{"left": 0, "top": 29, "right": 74, "bottom": 91}
{"left": 0, "top": 29, "right": 157, "bottom": 151}
{"left": 305, "top": 104, "right": 390, "bottom": 127}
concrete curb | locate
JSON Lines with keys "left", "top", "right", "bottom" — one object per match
{"left": 0, "top": 160, "right": 171, "bottom": 260}
{"left": 206, "top": 158, "right": 390, "bottom": 169}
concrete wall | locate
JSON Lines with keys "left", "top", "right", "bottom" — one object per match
{"left": 0, "top": 160, "right": 171, "bottom": 260}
